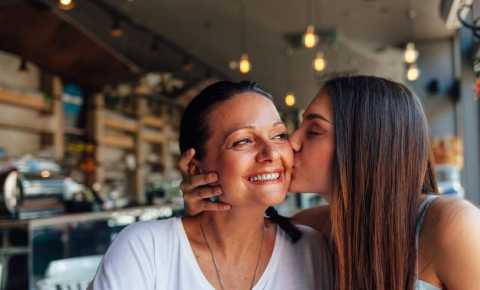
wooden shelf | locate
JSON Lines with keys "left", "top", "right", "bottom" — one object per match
{"left": 142, "top": 115, "right": 164, "bottom": 129}
{"left": 142, "top": 130, "right": 165, "bottom": 144}
{"left": 102, "top": 134, "right": 135, "bottom": 149}
{"left": 0, "top": 120, "right": 53, "bottom": 134}
{"left": 104, "top": 112, "right": 138, "bottom": 132}
{"left": 0, "top": 88, "right": 49, "bottom": 111}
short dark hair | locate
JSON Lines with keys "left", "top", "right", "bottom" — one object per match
{"left": 179, "top": 80, "right": 272, "bottom": 160}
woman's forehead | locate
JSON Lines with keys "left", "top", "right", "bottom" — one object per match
{"left": 204, "top": 93, "right": 282, "bottom": 139}
{"left": 305, "top": 91, "right": 332, "bottom": 118}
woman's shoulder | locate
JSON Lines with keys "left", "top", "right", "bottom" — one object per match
{"left": 424, "top": 196, "right": 479, "bottom": 239}
{"left": 91, "top": 218, "right": 183, "bottom": 289}
{"left": 121, "top": 217, "right": 180, "bottom": 237}
{"left": 422, "top": 196, "right": 480, "bottom": 288}
{"left": 291, "top": 205, "right": 331, "bottom": 235}
{"left": 112, "top": 217, "right": 181, "bottom": 250}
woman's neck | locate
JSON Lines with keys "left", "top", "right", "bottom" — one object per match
{"left": 198, "top": 207, "right": 267, "bottom": 257}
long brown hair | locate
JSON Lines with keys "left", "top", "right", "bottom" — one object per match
{"left": 323, "top": 76, "right": 438, "bottom": 290}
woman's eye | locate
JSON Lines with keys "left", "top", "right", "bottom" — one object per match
{"left": 273, "top": 132, "right": 289, "bottom": 140}
{"left": 232, "top": 138, "right": 252, "bottom": 147}
{"left": 307, "top": 130, "right": 323, "bottom": 137}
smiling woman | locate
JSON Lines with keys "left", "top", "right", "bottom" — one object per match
{"left": 89, "top": 81, "right": 334, "bottom": 290}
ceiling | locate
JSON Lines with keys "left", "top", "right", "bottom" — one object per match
{"left": 1, "top": 0, "right": 455, "bottom": 107}
{"left": 104, "top": 0, "right": 454, "bottom": 108}
{"left": 0, "top": 2, "right": 140, "bottom": 89}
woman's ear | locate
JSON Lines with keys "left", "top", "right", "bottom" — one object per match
{"left": 188, "top": 159, "right": 203, "bottom": 175}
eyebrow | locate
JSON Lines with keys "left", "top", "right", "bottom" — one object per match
{"left": 303, "top": 113, "right": 333, "bottom": 124}
{"left": 223, "top": 121, "right": 285, "bottom": 142}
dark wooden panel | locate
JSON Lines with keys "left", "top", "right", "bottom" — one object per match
{"left": 0, "top": 3, "right": 141, "bottom": 89}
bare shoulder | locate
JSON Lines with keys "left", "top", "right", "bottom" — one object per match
{"left": 291, "top": 205, "right": 331, "bottom": 235}
{"left": 425, "top": 196, "right": 480, "bottom": 239}
{"left": 423, "top": 196, "right": 480, "bottom": 290}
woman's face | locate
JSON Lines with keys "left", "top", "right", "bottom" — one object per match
{"left": 199, "top": 92, "right": 293, "bottom": 208}
{"left": 289, "top": 90, "right": 335, "bottom": 198}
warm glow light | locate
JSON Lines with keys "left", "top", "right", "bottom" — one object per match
{"left": 111, "top": 27, "right": 124, "bottom": 37}
{"left": 111, "top": 19, "right": 124, "bottom": 38}
{"left": 313, "top": 51, "right": 327, "bottom": 72}
{"left": 285, "top": 92, "right": 296, "bottom": 107}
{"left": 303, "top": 25, "right": 318, "bottom": 48}
{"left": 58, "top": 0, "right": 75, "bottom": 10}
{"left": 407, "top": 63, "right": 420, "bottom": 81}
{"left": 40, "top": 170, "right": 51, "bottom": 178}
{"left": 239, "top": 53, "right": 251, "bottom": 74}
{"left": 404, "top": 42, "right": 419, "bottom": 64}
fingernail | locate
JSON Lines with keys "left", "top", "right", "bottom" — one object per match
{"left": 215, "top": 188, "right": 222, "bottom": 195}
{"left": 223, "top": 205, "right": 231, "bottom": 210}
{"left": 209, "top": 173, "right": 218, "bottom": 181}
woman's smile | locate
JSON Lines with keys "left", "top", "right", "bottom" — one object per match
{"left": 246, "top": 169, "right": 284, "bottom": 185}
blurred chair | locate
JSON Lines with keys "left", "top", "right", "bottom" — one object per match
{"left": 36, "top": 255, "right": 101, "bottom": 290}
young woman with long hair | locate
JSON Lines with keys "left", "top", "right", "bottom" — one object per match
{"left": 179, "top": 75, "right": 480, "bottom": 290}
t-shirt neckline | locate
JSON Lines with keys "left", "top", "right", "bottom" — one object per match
{"left": 176, "top": 217, "right": 282, "bottom": 290}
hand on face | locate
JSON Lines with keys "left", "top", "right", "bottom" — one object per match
{"left": 179, "top": 149, "right": 231, "bottom": 216}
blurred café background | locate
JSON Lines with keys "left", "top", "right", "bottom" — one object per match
{"left": 0, "top": 0, "right": 478, "bottom": 289}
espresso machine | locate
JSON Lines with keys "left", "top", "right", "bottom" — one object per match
{"left": 0, "top": 157, "right": 65, "bottom": 219}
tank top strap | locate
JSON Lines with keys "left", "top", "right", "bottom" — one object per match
{"left": 415, "top": 195, "right": 442, "bottom": 290}
{"left": 415, "top": 195, "right": 439, "bottom": 249}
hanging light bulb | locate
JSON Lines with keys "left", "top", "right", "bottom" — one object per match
{"left": 406, "top": 63, "right": 420, "bottom": 81}
{"left": 285, "top": 92, "right": 296, "bottom": 107}
{"left": 111, "top": 18, "right": 124, "bottom": 38}
{"left": 58, "top": 0, "right": 75, "bottom": 10}
{"left": 303, "top": 25, "right": 318, "bottom": 48}
{"left": 239, "top": 53, "right": 251, "bottom": 74}
{"left": 313, "top": 51, "right": 327, "bottom": 72}
{"left": 404, "top": 42, "right": 419, "bottom": 64}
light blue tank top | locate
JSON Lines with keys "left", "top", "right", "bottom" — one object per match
{"left": 415, "top": 195, "right": 441, "bottom": 290}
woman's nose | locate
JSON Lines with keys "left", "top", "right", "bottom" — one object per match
{"left": 256, "top": 142, "right": 277, "bottom": 162}
{"left": 289, "top": 129, "right": 302, "bottom": 152}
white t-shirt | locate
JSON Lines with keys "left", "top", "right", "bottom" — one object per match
{"left": 90, "top": 218, "right": 333, "bottom": 290}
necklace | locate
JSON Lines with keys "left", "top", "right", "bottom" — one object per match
{"left": 199, "top": 221, "right": 265, "bottom": 290}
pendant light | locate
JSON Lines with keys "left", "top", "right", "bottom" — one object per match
{"left": 239, "top": 0, "right": 251, "bottom": 74}
{"left": 405, "top": 5, "right": 420, "bottom": 82}
{"left": 284, "top": 48, "right": 296, "bottom": 107}
{"left": 58, "top": 0, "right": 75, "bottom": 10}
{"left": 404, "top": 42, "right": 419, "bottom": 64}
{"left": 406, "top": 63, "right": 420, "bottom": 81}
{"left": 285, "top": 92, "right": 296, "bottom": 107}
{"left": 313, "top": 51, "right": 327, "bottom": 72}
{"left": 302, "top": 0, "right": 318, "bottom": 48}
{"left": 239, "top": 53, "right": 251, "bottom": 74}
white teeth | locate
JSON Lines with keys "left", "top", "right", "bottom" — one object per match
{"left": 249, "top": 172, "right": 280, "bottom": 182}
